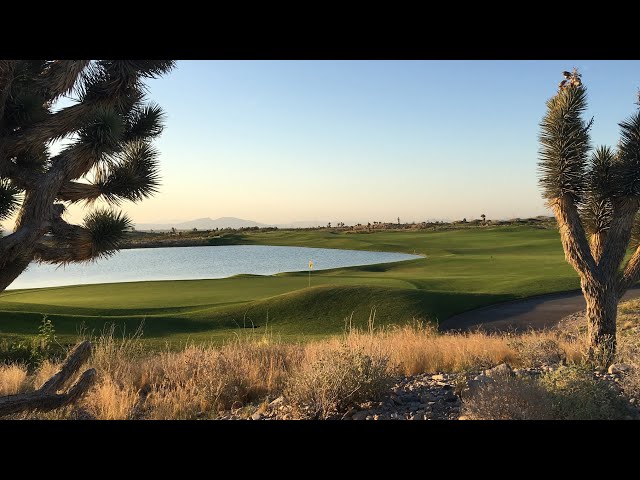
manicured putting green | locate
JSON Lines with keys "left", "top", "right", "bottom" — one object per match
{"left": 0, "top": 226, "right": 581, "bottom": 345}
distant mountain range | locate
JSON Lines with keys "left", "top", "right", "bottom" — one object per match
{"left": 134, "top": 217, "right": 326, "bottom": 231}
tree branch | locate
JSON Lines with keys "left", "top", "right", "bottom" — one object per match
{"left": 552, "top": 195, "right": 599, "bottom": 280}
{"left": 589, "top": 232, "right": 606, "bottom": 263}
{"left": 0, "top": 252, "right": 32, "bottom": 292}
{"left": 0, "top": 60, "right": 18, "bottom": 123}
{"left": 37, "top": 60, "right": 89, "bottom": 102}
{"left": 618, "top": 245, "right": 640, "bottom": 297}
{"left": 57, "top": 180, "right": 101, "bottom": 203}
{"left": 1, "top": 162, "right": 40, "bottom": 189}
{"left": 599, "top": 199, "right": 640, "bottom": 279}
{"left": 6, "top": 103, "right": 92, "bottom": 156}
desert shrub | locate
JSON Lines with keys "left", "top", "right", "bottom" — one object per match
{"left": 617, "top": 333, "right": 640, "bottom": 401}
{"left": 461, "top": 376, "right": 554, "bottom": 420}
{"left": 285, "top": 345, "right": 392, "bottom": 419}
{"left": 620, "top": 367, "right": 640, "bottom": 404}
{"left": 463, "top": 365, "right": 634, "bottom": 420}
{"left": 507, "top": 334, "right": 565, "bottom": 367}
{"left": 540, "top": 366, "right": 632, "bottom": 420}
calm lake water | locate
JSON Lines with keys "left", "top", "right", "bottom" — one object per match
{"left": 9, "top": 245, "right": 421, "bottom": 290}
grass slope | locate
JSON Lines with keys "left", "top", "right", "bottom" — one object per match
{"left": 0, "top": 226, "right": 581, "bottom": 345}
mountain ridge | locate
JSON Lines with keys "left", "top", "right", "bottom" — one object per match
{"left": 135, "top": 216, "right": 325, "bottom": 231}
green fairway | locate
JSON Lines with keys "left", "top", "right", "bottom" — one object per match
{"left": 0, "top": 226, "right": 581, "bottom": 345}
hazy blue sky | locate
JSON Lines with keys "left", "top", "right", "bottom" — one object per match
{"left": 66, "top": 60, "right": 640, "bottom": 225}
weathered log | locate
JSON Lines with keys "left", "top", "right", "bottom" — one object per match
{"left": 0, "top": 341, "right": 96, "bottom": 418}
{"left": 0, "top": 369, "right": 96, "bottom": 417}
{"left": 40, "top": 341, "right": 92, "bottom": 393}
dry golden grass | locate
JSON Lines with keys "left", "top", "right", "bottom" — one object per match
{"left": 337, "top": 322, "right": 583, "bottom": 375}
{"left": 33, "top": 360, "right": 60, "bottom": 390}
{"left": 87, "top": 378, "right": 139, "bottom": 420}
{"left": 0, "top": 364, "right": 29, "bottom": 396}
{"left": 0, "top": 312, "right": 624, "bottom": 420}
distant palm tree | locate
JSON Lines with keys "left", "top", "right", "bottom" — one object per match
{"left": 0, "top": 60, "right": 174, "bottom": 293}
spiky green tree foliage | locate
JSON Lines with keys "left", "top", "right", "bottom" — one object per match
{"left": 539, "top": 69, "right": 640, "bottom": 364}
{"left": 0, "top": 60, "right": 174, "bottom": 292}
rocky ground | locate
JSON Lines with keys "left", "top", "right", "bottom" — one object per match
{"left": 216, "top": 361, "right": 637, "bottom": 420}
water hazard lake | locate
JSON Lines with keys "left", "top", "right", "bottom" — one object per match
{"left": 10, "top": 245, "right": 421, "bottom": 289}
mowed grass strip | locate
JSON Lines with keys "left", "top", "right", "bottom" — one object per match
{"left": 0, "top": 226, "right": 582, "bottom": 346}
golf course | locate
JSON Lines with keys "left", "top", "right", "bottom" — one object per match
{"left": 0, "top": 225, "right": 584, "bottom": 346}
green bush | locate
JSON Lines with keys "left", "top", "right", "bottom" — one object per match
{"left": 0, "top": 316, "right": 63, "bottom": 369}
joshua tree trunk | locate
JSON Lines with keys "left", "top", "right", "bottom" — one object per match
{"left": 582, "top": 278, "right": 618, "bottom": 359}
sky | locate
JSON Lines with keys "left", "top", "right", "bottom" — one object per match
{"left": 56, "top": 60, "right": 640, "bottom": 225}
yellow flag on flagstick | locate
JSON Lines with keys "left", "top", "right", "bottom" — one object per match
{"left": 309, "top": 260, "right": 313, "bottom": 269}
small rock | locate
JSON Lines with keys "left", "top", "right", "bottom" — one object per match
{"left": 269, "top": 396, "right": 285, "bottom": 407}
{"left": 251, "top": 412, "right": 263, "bottom": 421}
{"left": 444, "top": 391, "right": 458, "bottom": 402}
{"left": 485, "top": 363, "right": 513, "bottom": 378}
{"left": 231, "top": 401, "right": 243, "bottom": 411}
{"left": 458, "top": 415, "right": 471, "bottom": 420}
{"left": 608, "top": 363, "right": 632, "bottom": 375}
{"left": 432, "top": 374, "right": 445, "bottom": 381}
{"left": 464, "top": 374, "right": 493, "bottom": 398}
{"left": 420, "top": 393, "right": 435, "bottom": 403}
{"left": 352, "top": 411, "right": 368, "bottom": 421}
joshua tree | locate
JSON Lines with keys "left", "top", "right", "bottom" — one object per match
{"left": 538, "top": 69, "right": 640, "bottom": 363}
{"left": 0, "top": 60, "right": 174, "bottom": 292}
